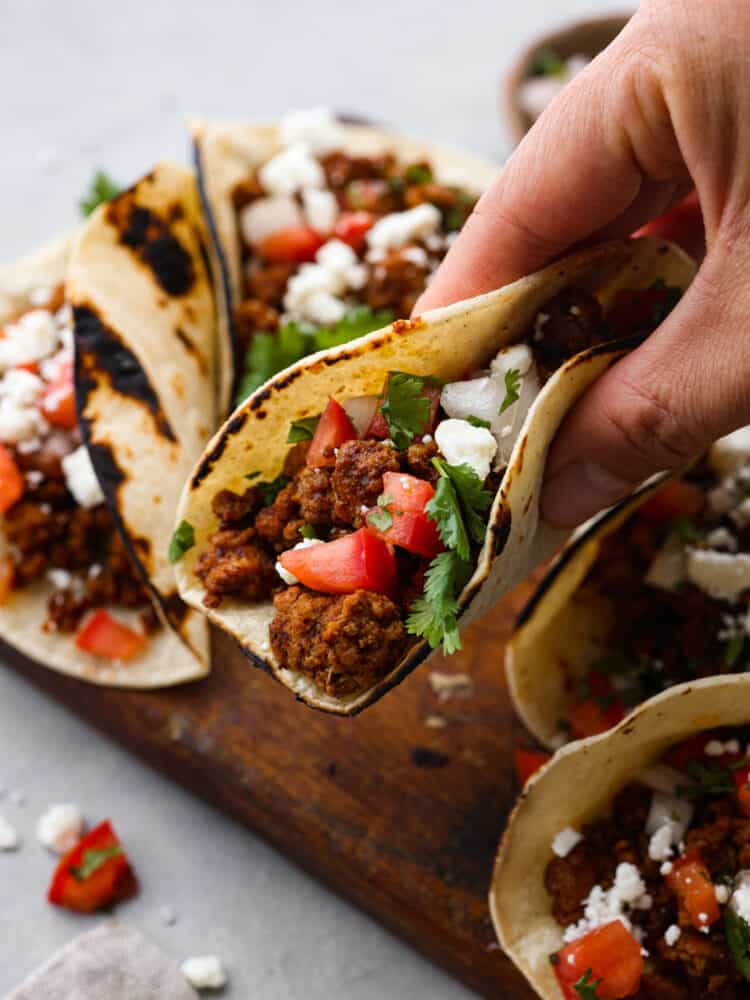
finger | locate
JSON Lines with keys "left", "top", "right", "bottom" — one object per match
{"left": 415, "top": 15, "right": 687, "bottom": 313}
{"left": 540, "top": 244, "right": 750, "bottom": 527}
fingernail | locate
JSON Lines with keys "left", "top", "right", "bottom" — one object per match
{"left": 541, "top": 461, "right": 635, "bottom": 528}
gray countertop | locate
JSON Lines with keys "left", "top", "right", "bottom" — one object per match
{"left": 1, "top": 0, "right": 619, "bottom": 994}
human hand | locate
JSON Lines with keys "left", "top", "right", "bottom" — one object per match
{"left": 416, "top": 0, "right": 750, "bottom": 527}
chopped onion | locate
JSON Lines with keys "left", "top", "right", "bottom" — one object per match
{"left": 342, "top": 395, "right": 378, "bottom": 435}
{"left": 646, "top": 791, "right": 694, "bottom": 841}
{"left": 640, "top": 764, "right": 687, "bottom": 796}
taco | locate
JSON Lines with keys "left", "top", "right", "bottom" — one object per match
{"left": 191, "top": 107, "right": 500, "bottom": 406}
{"left": 491, "top": 675, "right": 750, "bottom": 999}
{"left": 507, "top": 429, "right": 750, "bottom": 749}
{"left": 0, "top": 163, "right": 217, "bottom": 687}
{"left": 172, "top": 236, "right": 694, "bottom": 714}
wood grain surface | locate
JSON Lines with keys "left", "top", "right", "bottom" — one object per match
{"left": 6, "top": 578, "right": 541, "bottom": 999}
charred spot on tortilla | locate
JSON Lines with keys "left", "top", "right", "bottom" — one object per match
{"left": 189, "top": 415, "right": 246, "bottom": 489}
{"left": 174, "top": 327, "right": 207, "bottom": 374}
{"left": 84, "top": 440, "right": 126, "bottom": 496}
{"left": 105, "top": 193, "right": 195, "bottom": 297}
{"left": 492, "top": 510, "right": 512, "bottom": 558}
{"left": 411, "top": 747, "right": 451, "bottom": 768}
{"left": 74, "top": 305, "right": 177, "bottom": 443}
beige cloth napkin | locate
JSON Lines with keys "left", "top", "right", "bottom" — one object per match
{"left": 7, "top": 920, "right": 198, "bottom": 1000}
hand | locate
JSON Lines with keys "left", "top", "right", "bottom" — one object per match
{"left": 416, "top": 0, "right": 750, "bottom": 527}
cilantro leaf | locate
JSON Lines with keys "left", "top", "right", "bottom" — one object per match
{"left": 168, "top": 520, "right": 195, "bottom": 563}
{"left": 256, "top": 475, "right": 290, "bottom": 506}
{"left": 406, "top": 551, "right": 472, "bottom": 654}
{"left": 677, "top": 760, "right": 734, "bottom": 799}
{"left": 436, "top": 460, "right": 493, "bottom": 545}
{"left": 530, "top": 48, "right": 566, "bottom": 77}
{"left": 236, "top": 309, "right": 393, "bottom": 405}
{"left": 70, "top": 845, "right": 123, "bottom": 882}
{"left": 367, "top": 492, "right": 393, "bottom": 532}
{"left": 467, "top": 415, "right": 491, "bottom": 429}
{"left": 79, "top": 170, "right": 121, "bottom": 217}
{"left": 380, "top": 372, "right": 433, "bottom": 450}
{"left": 499, "top": 368, "right": 521, "bottom": 415}
{"left": 670, "top": 516, "right": 701, "bottom": 544}
{"left": 426, "top": 473, "right": 471, "bottom": 560}
{"left": 404, "top": 163, "right": 434, "bottom": 184}
{"left": 573, "top": 969, "right": 603, "bottom": 1000}
{"left": 299, "top": 524, "right": 317, "bottom": 539}
{"left": 726, "top": 634, "right": 745, "bottom": 669}
{"left": 725, "top": 908, "right": 750, "bottom": 984}
{"left": 287, "top": 416, "right": 320, "bottom": 444}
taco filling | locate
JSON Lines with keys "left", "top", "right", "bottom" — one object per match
{"left": 229, "top": 109, "right": 483, "bottom": 402}
{"left": 545, "top": 726, "right": 750, "bottom": 999}
{"left": 0, "top": 287, "right": 157, "bottom": 660}
{"left": 551, "top": 433, "right": 750, "bottom": 743}
{"left": 183, "top": 279, "right": 680, "bottom": 698}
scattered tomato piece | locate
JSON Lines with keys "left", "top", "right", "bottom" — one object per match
{"left": 306, "top": 398, "right": 358, "bottom": 468}
{"left": 664, "top": 732, "right": 722, "bottom": 770}
{"left": 732, "top": 764, "right": 750, "bottom": 817}
{"left": 380, "top": 471, "right": 435, "bottom": 514}
{"left": 279, "top": 528, "right": 397, "bottom": 597}
{"left": 41, "top": 358, "right": 77, "bottom": 430}
{"left": 666, "top": 855, "right": 720, "bottom": 931}
{"left": 48, "top": 820, "right": 137, "bottom": 913}
{"left": 0, "top": 557, "right": 14, "bottom": 605}
{"left": 0, "top": 444, "right": 25, "bottom": 515}
{"left": 333, "top": 211, "right": 375, "bottom": 250}
{"left": 554, "top": 921, "right": 643, "bottom": 999}
{"left": 514, "top": 748, "right": 551, "bottom": 786}
{"left": 638, "top": 480, "right": 705, "bottom": 523}
{"left": 568, "top": 674, "right": 625, "bottom": 740}
{"left": 75, "top": 610, "right": 146, "bottom": 661}
{"left": 256, "top": 226, "right": 324, "bottom": 264}
{"left": 634, "top": 191, "right": 703, "bottom": 259}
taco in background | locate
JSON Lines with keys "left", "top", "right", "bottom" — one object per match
{"left": 0, "top": 163, "right": 217, "bottom": 687}
{"left": 191, "top": 107, "right": 500, "bottom": 406}
{"left": 172, "top": 237, "right": 694, "bottom": 715}
{"left": 491, "top": 675, "right": 750, "bottom": 1000}
{"left": 507, "top": 428, "right": 750, "bottom": 749}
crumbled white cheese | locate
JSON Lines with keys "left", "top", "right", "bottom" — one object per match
{"left": 424, "top": 715, "right": 447, "bottom": 729}
{"left": 259, "top": 142, "right": 325, "bottom": 196}
{"left": 716, "top": 884, "right": 731, "bottom": 904}
{"left": 708, "top": 484, "right": 738, "bottom": 515}
{"left": 428, "top": 671, "right": 474, "bottom": 700}
{"left": 648, "top": 823, "right": 676, "bottom": 862}
{"left": 435, "top": 418, "right": 497, "bottom": 481}
{"left": 731, "top": 872, "right": 750, "bottom": 923}
{"left": 0, "top": 309, "right": 59, "bottom": 370}
{"left": 303, "top": 189, "right": 339, "bottom": 233}
{"left": 0, "top": 815, "right": 19, "bottom": 850}
{"left": 706, "top": 527, "right": 738, "bottom": 552}
{"left": 275, "top": 538, "right": 323, "bottom": 586}
{"left": 686, "top": 548, "right": 750, "bottom": 600}
{"left": 705, "top": 738, "right": 740, "bottom": 757}
{"left": 36, "top": 803, "right": 83, "bottom": 854}
{"left": 46, "top": 568, "right": 73, "bottom": 591}
{"left": 709, "top": 426, "right": 750, "bottom": 478}
{"left": 646, "top": 792, "right": 694, "bottom": 844}
{"left": 300, "top": 291, "right": 348, "bottom": 325}
{"left": 400, "top": 245, "right": 429, "bottom": 267}
{"left": 180, "top": 955, "right": 228, "bottom": 990}
{"left": 645, "top": 535, "right": 686, "bottom": 591}
{"left": 533, "top": 311, "right": 549, "bottom": 341}
{"left": 551, "top": 827, "right": 582, "bottom": 858}
{"left": 490, "top": 342, "right": 535, "bottom": 380}
{"left": 563, "top": 862, "right": 652, "bottom": 943}
{"left": 664, "top": 924, "right": 681, "bottom": 947}
{"left": 366, "top": 203, "right": 441, "bottom": 251}
{"left": 283, "top": 239, "right": 366, "bottom": 325}
{"left": 278, "top": 107, "right": 343, "bottom": 155}
{"left": 239, "top": 195, "right": 304, "bottom": 246}
{"left": 660, "top": 861, "right": 674, "bottom": 876}
{"left": 0, "top": 368, "right": 46, "bottom": 444}
{"left": 61, "top": 446, "right": 105, "bottom": 509}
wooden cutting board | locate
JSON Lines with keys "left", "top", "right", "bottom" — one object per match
{"left": 6, "top": 578, "right": 541, "bottom": 999}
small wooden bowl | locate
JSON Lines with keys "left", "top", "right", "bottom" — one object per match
{"left": 503, "top": 12, "right": 633, "bottom": 145}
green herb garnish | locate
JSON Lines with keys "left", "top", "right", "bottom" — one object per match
{"left": 725, "top": 908, "right": 750, "bottom": 984}
{"left": 726, "top": 634, "right": 746, "bottom": 669}
{"left": 499, "top": 368, "right": 521, "bottom": 415}
{"left": 530, "top": 48, "right": 566, "bottom": 77}
{"left": 404, "top": 164, "right": 434, "bottom": 185}
{"left": 79, "top": 170, "right": 121, "bottom": 217}
{"left": 677, "top": 759, "right": 734, "bottom": 799}
{"left": 430, "top": 458, "right": 493, "bottom": 553}
{"left": 168, "top": 520, "right": 195, "bottom": 563}
{"left": 380, "top": 372, "right": 438, "bottom": 450}
{"left": 287, "top": 416, "right": 320, "bottom": 444}
{"left": 367, "top": 492, "right": 394, "bottom": 532}
{"left": 573, "top": 969, "right": 603, "bottom": 1000}
{"left": 70, "top": 845, "right": 123, "bottom": 882}
{"left": 670, "top": 516, "right": 701, "bottom": 544}
{"left": 299, "top": 524, "right": 317, "bottom": 540}
{"left": 467, "top": 415, "right": 492, "bottom": 429}
{"left": 256, "top": 475, "right": 291, "bottom": 506}
{"left": 406, "top": 551, "right": 472, "bottom": 654}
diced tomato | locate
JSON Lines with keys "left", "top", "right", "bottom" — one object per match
{"left": 256, "top": 226, "right": 325, "bottom": 264}
{"left": 48, "top": 820, "right": 137, "bottom": 913}
{"left": 0, "top": 444, "right": 25, "bottom": 515}
{"left": 569, "top": 673, "right": 625, "bottom": 739}
{"left": 366, "top": 471, "right": 443, "bottom": 557}
{"left": 41, "top": 357, "right": 77, "bottom": 430}
{"left": 635, "top": 191, "right": 703, "bottom": 259}
{"left": 16, "top": 361, "right": 38, "bottom": 374}
{"left": 554, "top": 921, "right": 643, "bottom": 999}
{"left": 664, "top": 733, "right": 718, "bottom": 771}
{"left": 0, "top": 557, "right": 14, "bottom": 605}
{"left": 306, "top": 398, "right": 358, "bottom": 468}
{"left": 732, "top": 764, "right": 750, "bottom": 817}
{"left": 333, "top": 211, "right": 376, "bottom": 251}
{"left": 366, "top": 376, "right": 441, "bottom": 440}
{"left": 279, "top": 528, "right": 397, "bottom": 597}
{"left": 75, "top": 610, "right": 146, "bottom": 661}
{"left": 666, "top": 855, "right": 720, "bottom": 931}
{"left": 380, "top": 471, "right": 435, "bottom": 514}
{"left": 638, "top": 479, "right": 705, "bottom": 523}
{"left": 514, "top": 748, "right": 551, "bottom": 786}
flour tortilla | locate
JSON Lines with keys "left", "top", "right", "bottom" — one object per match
{"left": 191, "top": 117, "right": 502, "bottom": 405}
{"left": 174, "top": 237, "right": 694, "bottom": 714}
{"left": 506, "top": 473, "right": 671, "bottom": 747}
{"left": 0, "top": 165, "right": 215, "bottom": 688}
{"left": 490, "top": 674, "right": 750, "bottom": 1000}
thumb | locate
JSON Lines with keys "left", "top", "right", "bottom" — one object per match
{"left": 541, "top": 246, "right": 750, "bottom": 526}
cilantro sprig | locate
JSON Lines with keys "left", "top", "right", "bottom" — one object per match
{"left": 725, "top": 908, "right": 750, "bottom": 984}
{"left": 406, "top": 551, "right": 472, "bottom": 655}
{"left": 574, "top": 969, "right": 603, "bottom": 1000}
{"left": 467, "top": 415, "right": 491, "bottom": 429}
{"left": 677, "top": 759, "right": 734, "bottom": 799}
{"left": 236, "top": 307, "right": 393, "bottom": 404}
{"left": 367, "top": 493, "right": 394, "bottom": 533}
{"left": 79, "top": 170, "right": 121, "bottom": 217}
{"left": 380, "top": 372, "right": 439, "bottom": 450}
{"left": 287, "top": 416, "right": 320, "bottom": 444}
{"left": 530, "top": 48, "right": 566, "bottom": 77}
{"left": 499, "top": 368, "right": 521, "bottom": 415}
{"left": 726, "top": 634, "right": 746, "bottom": 669}
{"left": 70, "top": 845, "right": 123, "bottom": 882}
{"left": 168, "top": 520, "right": 195, "bottom": 563}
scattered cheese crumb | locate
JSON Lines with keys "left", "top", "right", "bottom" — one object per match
{"left": 181, "top": 955, "right": 228, "bottom": 990}
{"left": 435, "top": 418, "right": 497, "bottom": 481}
{"left": 428, "top": 671, "right": 474, "bottom": 701}
{"left": 36, "top": 803, "right": 83, "bottom": 854}
{"left": 716, "top": 884, "right": 731, "bottom": 904}
{"left": 664, "top": 924, "right": 681, "bottom": 947}
{"left": 424, "top": 715, "right": 447, "bottom": 729}
{"left": 366, "top": 203, "right": 441, "bottom": 251}
{"left": 0, "top": 815, "right": 19, "bottom": 850}
{"left": 62, "top": 446, "right": 105, "bottom": 509}
{"left": 685, "top": 548, "right": 750, "bottom": 600}
{"left": 552, "top": 827, "right": 582, "bottom": 858}
{"left": 563, "top": 863, "right": 652, "bottom": 943}
{"left": 159, "top": 904, "right": 178, "bottom": 926}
